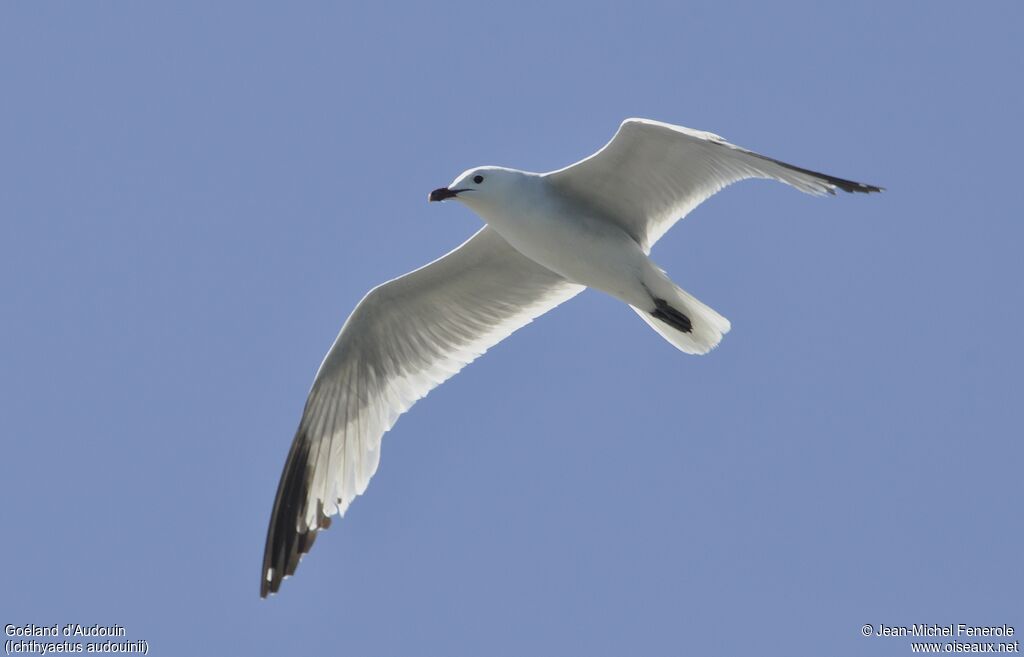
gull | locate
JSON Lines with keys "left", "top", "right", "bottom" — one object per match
{"left": 260, "top": 118, "right": 882, "bottom": 596}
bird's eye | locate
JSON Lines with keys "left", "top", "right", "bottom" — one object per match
{"left": 473, "top": 175, "right": 484, "bottom": 184}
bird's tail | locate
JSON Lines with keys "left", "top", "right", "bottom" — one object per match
{"left": 631, "top": 268, "right": 731, "bottom": 355}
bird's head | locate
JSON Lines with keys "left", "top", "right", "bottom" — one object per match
{"left": 428, "top": 167, "right": 527, "bottom": 211}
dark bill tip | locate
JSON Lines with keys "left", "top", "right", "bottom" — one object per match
{"left": 428, "top": 187, "right": 459, "bottom": 202}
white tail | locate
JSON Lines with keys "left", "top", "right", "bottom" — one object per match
{"left": 631, "top": 277, "right": 731, "bottom": 355}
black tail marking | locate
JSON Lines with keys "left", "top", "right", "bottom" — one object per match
{"left": 651, "top": 298, "right": 692, "bottom": 333}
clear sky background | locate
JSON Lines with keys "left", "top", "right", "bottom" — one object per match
{"left": 2, "top": 2, "right": 1021, "bottom": 656}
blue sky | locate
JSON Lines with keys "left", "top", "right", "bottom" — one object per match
{"left": 1, "top": 2, "right": 1021, "bottom": 655}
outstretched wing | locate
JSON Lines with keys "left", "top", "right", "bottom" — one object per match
{"left": 546, "top": 118, "right": 882, "bottom": 251}
{"left": 262, "top": 226, "right": 583, "bottom": 596}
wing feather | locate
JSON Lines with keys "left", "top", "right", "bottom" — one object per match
{"left": 261, "top": 226, "right": 583, "bottom": 596}
{"left": 546, "top": 118, "right": 882, "bottom": 251}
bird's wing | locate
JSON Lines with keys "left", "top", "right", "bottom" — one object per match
{"left": 261, "top": 226, "right": 583, "bottom": 596}
{"left": 546, "top": 118, "right": 882, "bottom": 250}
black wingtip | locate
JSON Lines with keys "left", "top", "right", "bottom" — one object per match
{"left": 260, "top": 428, "right": 331, "bottom": 598}
{"left": 829, "top": 177, "right": 884, "bottom": 194}
{"left": 743, "top": 147, "right": 884, "bottom": 195}
{"left": 778, "top": 158, "right": 883, "bottom": 194}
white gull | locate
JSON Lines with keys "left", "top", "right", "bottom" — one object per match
{"left": 261, "top": 118, "right": 882, "bottom": 596}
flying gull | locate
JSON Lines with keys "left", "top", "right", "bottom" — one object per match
{"left": 261, "top": 118, "right": 882, "bottom": 596}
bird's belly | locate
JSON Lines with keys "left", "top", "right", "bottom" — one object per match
{"left": 482, "top": 208, "right": 648, "bottom": 305}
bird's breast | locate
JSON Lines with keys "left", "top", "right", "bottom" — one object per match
{"left": 475, "top": 200, "right": 646, "bottom": 300}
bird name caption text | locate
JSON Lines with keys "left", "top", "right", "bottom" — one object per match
{"left": 4, "top": 624, "right": 149, "bottom": 655}
{"left": 860, "top": 624, "right": 1018, "bottom": 653}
